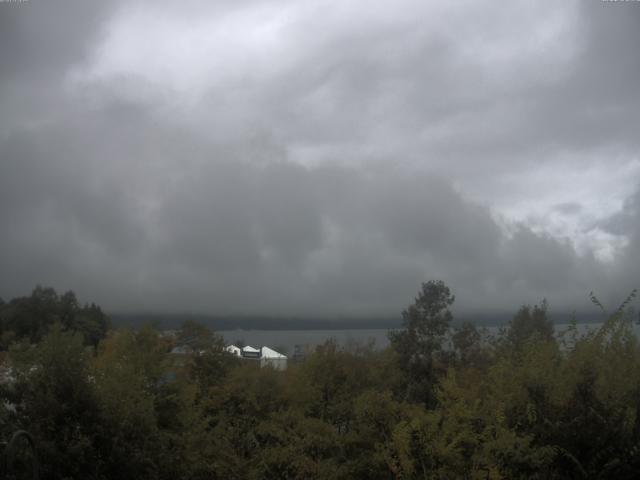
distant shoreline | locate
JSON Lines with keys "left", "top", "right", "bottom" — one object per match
{"left": 110, "top": 311, "right": 609, "bottom": 331}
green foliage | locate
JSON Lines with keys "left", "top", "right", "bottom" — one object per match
{"left": 0, "top": 286, "right": 109, "bottom": 348}
{"left": 178, "top": 319, "right": 216, "bottom": 352}
{"left": 1, "top": 283, "right": 640, "bottom": 479}
{"left": 452, "top": 321, "right": 491, "bottom": 368}
{"left": 506, "top": 300, "right": 554, "bottom": 350}
{"left": 2, "top": 325, "right": 102, "bottom": 479}
{"left": 92, "top": 328, "right": 166, "bottom": 479}
{"left": 389, "top": 280, "right": 455, "bottom": 407}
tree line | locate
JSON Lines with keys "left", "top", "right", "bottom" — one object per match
{"left": 0, "top": 282, "right": 639, "bottom": 479}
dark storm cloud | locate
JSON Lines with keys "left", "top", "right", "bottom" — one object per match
{"left": 496, "top": 2, "right": 640, "bottom": 161}
{"left": 0, "top": 106, "right": 606, "bottom": 315}
{"left": 0, "top": 0, "right": 123, "bottom": 131}
{"left": 553, "top": 203, "right": 583, "bottom": 216}
{"left": 0, "top": 1, "right": 112, "bottom": 80}
{"left": 602, "top": 187, "right": 640, "bottom": 303}
{"left": 0, "top": 0, "right": 638, "bottom": 317}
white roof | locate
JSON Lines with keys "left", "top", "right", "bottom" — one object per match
{"left": 261, "top": 346, "right": 286, "bottom": 359}
{"left": 242, "top": 345, "right": 260, "bottom": 353}
{"left": 225, "top": 345, "right": 241, "bottom": 356}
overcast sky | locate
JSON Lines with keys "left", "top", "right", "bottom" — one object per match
{"left": 1, "top": 0, "right": 639, "bottom": 319}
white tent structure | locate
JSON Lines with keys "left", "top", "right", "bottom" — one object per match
{"left": 223, "top": 344, "right": 288, "bottom": 370}
{"left": 225, "top": 345, "right": 241, "bottom": 357}
{"left": 242, "top": 345, "right": 261, "bottom": 358}
{"left": 260, "top": 346, "right": 287, "bottom": 371}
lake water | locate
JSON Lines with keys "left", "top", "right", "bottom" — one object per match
{"left": 219, "top": 322, "right": 639, "bottom": 356}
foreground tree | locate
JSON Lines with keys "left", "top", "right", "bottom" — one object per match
{"left": 507, "top": 300, "right": 554, "bottom": 350}
{"left": 2, "top": 325, "right": 102, "bottom": 479}
{"left": 452, "top": 320, "right": 491, "bottom": 368}
{"left": 176, "top": 320, "right": 238, "bottom": 398}
{"left": 92, "top": 327, "right": 171, "bottom": 479}
{"left": 0, "top": 286, "right": 109, "bottom": 348}
{"left": 389, "top": 280, "right": 455, "bottom": 407}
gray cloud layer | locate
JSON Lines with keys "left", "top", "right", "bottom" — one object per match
{"left": 1, "top": 0, "right": 639, "bottom": 318}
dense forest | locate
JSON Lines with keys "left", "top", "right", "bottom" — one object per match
{"left": 1, "top": 282, "right": 639, "bottom": 479}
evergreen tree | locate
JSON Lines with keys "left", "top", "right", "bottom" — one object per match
{"left": 389, "top": 280, "right": 455, "bottom": 407}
